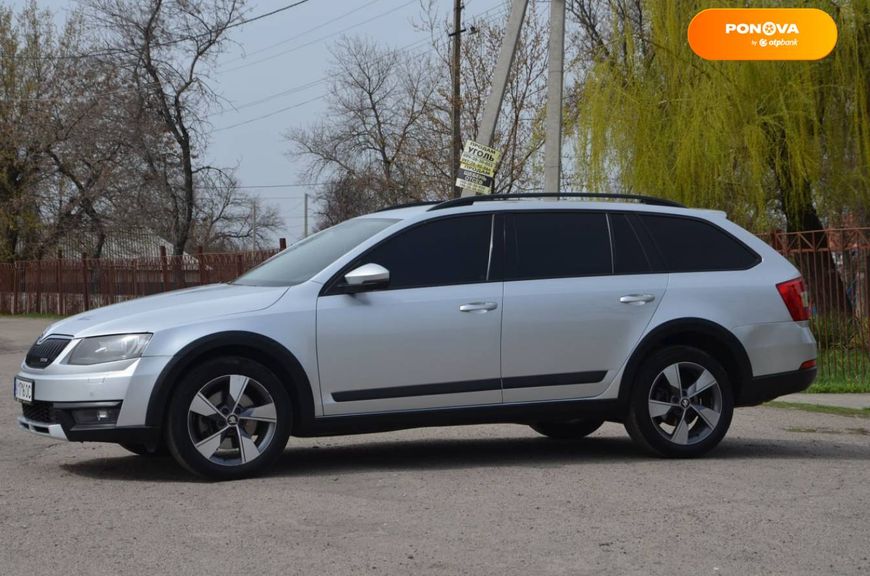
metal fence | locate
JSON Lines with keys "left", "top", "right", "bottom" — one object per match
{"left": 2, "top": 228, "right": 868, "bottom": 386}
{"left": 0, "top": 246, "right": 279, "bottom": 316}
{"left": 763, "top": 228, "right": 869, "bottom": 388}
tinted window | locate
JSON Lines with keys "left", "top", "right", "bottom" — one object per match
{"left": 235, "top": 217, "right": 398, "bottom": 286}
{"left": 363, "top": 215, "right": 493, "bottom": 289}
{"left": 507, "top": 212, "right": 611, "bottom": 280}
{"left": 641, "top": 214, "right": 758, "bottom": 272}
{"left": 610, "top": 214, "right": 652, "bottom": 274}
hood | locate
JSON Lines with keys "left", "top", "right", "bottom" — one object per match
{"left": 44, "top": 283, "right": 289, "bottom": 338}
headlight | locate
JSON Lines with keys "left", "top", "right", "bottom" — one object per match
{"left": 67, "top": 334, "right": 152, "bottom": 365}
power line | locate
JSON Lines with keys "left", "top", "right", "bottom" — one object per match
{"left": 222, "top": 0, "right": 384, "bottom": 66}
{"left": 219, "top": 0, "right": 421, "bottom": 73}
{"left": 233, "top": 183, "right": 324, "bottom": 189}
{"left": 214, "top": 78, "right": 324, "bottom": 114}
{"left": 224, "top": 0, "right": 314, "bottom": 31}
{"left": 6, "top": 0, "right": 316, "bottom": 63}
{"left": 213, "top": 3, "right": 509, "bottom": 129}
{"left": 213, "top": 94, "right": 325, "bottom": 131}
{"left": 219, "top": 1, "right": 507, "bottom": 111}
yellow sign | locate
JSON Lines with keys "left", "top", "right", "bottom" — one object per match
{"left": 456, "top": 141, "right": 501, "bottom": 195}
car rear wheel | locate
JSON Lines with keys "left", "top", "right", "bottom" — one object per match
{"left": 624, "top": 346, "right": 733, "bottom": 458}
{"left": 166, "top": 357, "right": 292, "bottom": 480}
{"left": 530, "top": 419, "right": 605, "bottom": 440}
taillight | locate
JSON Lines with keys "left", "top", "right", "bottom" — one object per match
{"left": 776, "top": 277, "right": 810, "bottom": 321}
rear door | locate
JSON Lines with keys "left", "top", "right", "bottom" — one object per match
{"left": 500, "top": 211, "right": 667, "bottom": 403}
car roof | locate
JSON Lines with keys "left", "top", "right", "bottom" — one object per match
{"left": 362, "top": 200, "right": 727, "bottom": 221}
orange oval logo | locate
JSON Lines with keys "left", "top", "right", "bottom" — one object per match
{"left": 688, "top": 8, "right": 837, "bottom": 60}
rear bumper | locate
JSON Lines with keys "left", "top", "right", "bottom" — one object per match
{"left": 736, "top": 367, "right": 817, "bottom": 407}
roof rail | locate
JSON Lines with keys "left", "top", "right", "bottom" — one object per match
{"left": 427, "top": 192, "right": 685, "bottom": 211}
{"left": 374, "top": 200, "right": 442, "bottom": 213}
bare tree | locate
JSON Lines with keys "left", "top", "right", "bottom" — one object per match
{"left": 289, "top": 3, "right": 549, "bottom": 229}
{"left": 39, "top": 18, "right": 138, "bottom": 258}
{"left": 190, "top": 170, "right": 283, "bottom": 251}
{"left": 313, "top": 171, "right": 388, "bottom": 231}
{"left": 415, "top": 0, "right": 549, "bottom": 195}
{"left": 85, "top": 0, "right": 245, "bottom": 255}
{"left": 287, "top": 37, "right": 439, "bottom": 222}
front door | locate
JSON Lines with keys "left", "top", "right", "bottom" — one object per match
{"left": 317, "top": 214, "right": 503, "bottom": 415}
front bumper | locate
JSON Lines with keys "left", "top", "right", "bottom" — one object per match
{"left": 736, "top": 367, "right": 817, "bottom": 406}
{"left": 14, "top": 354, "right": 171, "bottom": 445}
{"left": 17, "top": 415, "right": 67, "bottom": 439}
{"left": 13, "top": 355, "right": 170, "bottom": 426}
{"left": 16, "top": 400, "right": 160, "bottom": 444}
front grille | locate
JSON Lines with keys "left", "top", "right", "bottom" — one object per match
{"left": 22, "top": 401, "right": 59, "bottom": 424}
{"left": 25, "top": 337, "right": 71, "bottom": 369}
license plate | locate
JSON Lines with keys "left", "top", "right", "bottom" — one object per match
{"left": 14, "top": 378, "right": 33, "bottom": 404}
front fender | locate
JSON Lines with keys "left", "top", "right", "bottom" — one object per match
{"left": 144, "top": 331, "right": 316, "bottom": 433}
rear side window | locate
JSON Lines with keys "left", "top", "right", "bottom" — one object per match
{"left": 362, "top": 214, "right": 493, "bottom": 289}
{"left": 640, "top": 214, "right": 758, "bottom": 272}
{"left": 507, "top": 212, "right": 611, "bottom": 280}
{"left": 609, "top": 214, "right": 653, "bottom": 275}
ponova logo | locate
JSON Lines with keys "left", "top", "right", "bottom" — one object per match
{"left": 688, "top": 8, "right": 837, "bottom": 60}
{"left": 724, "top": 22, "right": 800, "bottom": 36}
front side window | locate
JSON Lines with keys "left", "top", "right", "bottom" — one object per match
{"left": 359, "top": 214, "right": 493, "bottom": 290}
{"left": 234, "top": 217, "right": 398, "bottom": 286}
{"left": 506, "top": 212, "right": 612, "bottom": 280}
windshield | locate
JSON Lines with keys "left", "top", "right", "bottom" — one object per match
{"left": 233, "top": 217, "right": 399, "bottom": 286}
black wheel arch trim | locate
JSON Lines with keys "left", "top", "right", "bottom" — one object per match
{"left": 144, "top": 331, "right": 316, "bottom": 433}
{"left": 618, "top": 318, "right": 753, "bottom": 406}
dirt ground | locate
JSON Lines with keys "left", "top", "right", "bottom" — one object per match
{"left": 1, "top": 317, "right": 868, "bottom": 576}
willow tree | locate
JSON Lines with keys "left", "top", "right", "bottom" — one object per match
{"left": 568, "top": 0, "right": 869, "bottom": 311}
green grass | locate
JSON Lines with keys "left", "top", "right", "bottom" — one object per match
{"left": 767, "top": 401, "right": 870, "bottom": 419}
{"left": 0, "top": 312, "right": 64, "bottom": 320}
{"left": 785, "top": 426, "right": 869, "bottom": 435}
{"left": 808, "top": 349, "right": 870, "bottom": 393}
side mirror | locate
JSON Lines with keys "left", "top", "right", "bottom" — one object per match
{"left": 342, "top": 263, "right": 390, "bottom": 293}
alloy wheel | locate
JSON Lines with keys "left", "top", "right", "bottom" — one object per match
{"left": 187, "top": 374, "right": 278, "bottom": 466}
{"left": 647, "top": 362, "right": 723, "bottom": 446}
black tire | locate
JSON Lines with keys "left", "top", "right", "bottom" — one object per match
{"left": 530, "top": 419, "right": 605, "bottom": 440}
{"left": 120, "top": 442, "right": 167, "bottom": 457}
{"left": 624, "top": 346, "right": 734, "bottom": 458}
{"left": 166, "top": 356, "right": 292, "bottom": 480}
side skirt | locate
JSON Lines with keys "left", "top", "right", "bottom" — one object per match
{"left": 294, "top": 398, "right": 624, "bottom": 438}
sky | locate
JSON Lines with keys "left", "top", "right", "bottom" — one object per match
{"left": 27, "top": 0, "right": 510, "bottom": 244}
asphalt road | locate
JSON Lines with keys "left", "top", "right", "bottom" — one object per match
{"left": 1, "top": 317, "right": 868, "bottom": 576}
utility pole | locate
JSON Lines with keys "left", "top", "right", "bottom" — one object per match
{"left": 473, "top": 0, "right": 529, "bottom": 152}
{"left": 544, "top": 0, "right": 566, "bottom": 194}
{"left": 459, "top": 0, "right": 566, "bottom": 198}
{"left": 303, "top": 193, "right": 309, "bottom": 238}
{"left": 251, "top": 199, "right": 258, "bottom": 250}
{"left": 450, "top": 0, "right": 463, "bottom": 198}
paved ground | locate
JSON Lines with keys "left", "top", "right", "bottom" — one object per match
{"left": 0, "top": 317, "right": 868, "bottom": 576}
{"left": 783, "top": 392, "right": 870, "bottom": 410}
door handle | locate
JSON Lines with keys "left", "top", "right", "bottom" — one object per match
{"left": 619, "top": 294, "right": 656, "bottom": 305}
{"left": 459, "top": 302, "right": 498, "bottom": 313}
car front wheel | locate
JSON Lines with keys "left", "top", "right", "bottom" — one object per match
{"left": 624, "top": 346, "right": 734, "bottom": 458}
{"left": 166, "top": 357, "right": 292, "bottom": 480}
